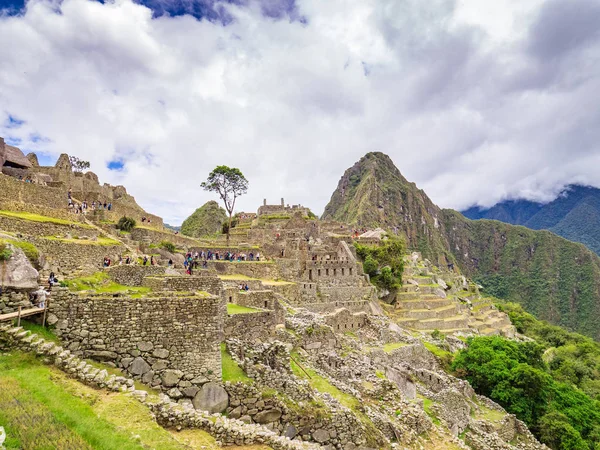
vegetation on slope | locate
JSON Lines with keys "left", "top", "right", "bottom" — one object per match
{"left": 462, "top": 185, "right": 600, "bottom": 256}
{"left": 452, "top": 336, "right": 600, "bottom": 450}
{"left": 444, "top": 210, "right": 600, "bottom": 340}
{"left": 181, "top": 201, "right": 227, "bottom": 238}
{"left": 354, "top": 236, "right": 404, "bottom": 290}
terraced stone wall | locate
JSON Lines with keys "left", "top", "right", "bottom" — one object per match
{"left": 207, "top": 260, "right": 280, "bottom": 279}
{"left": 142, "top": 273, "right": 223, "bottom": 296}
{"left": 131, "top": 227, "right": 196, "bottom": 247}
{"left": 29, "top": 238, "right": 124, "bottom": 277}
{"left": 50, "top": 289, "right": 225, "bottom": 388}
{"left": 105, "top": 265, "right": 166, "bottom": 286}
{"left": 225, "top": 310, "right": 278, "bottom": 340}
{"left": 0, "top": 215, "right": 99, "bottom": 239}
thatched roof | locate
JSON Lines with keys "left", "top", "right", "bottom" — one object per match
{"left": 2, "top": 144, "right": 32, "bottom": 169}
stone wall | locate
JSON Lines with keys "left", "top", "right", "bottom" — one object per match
{"left": 0, "top": 214, "right": 99, "bottom": 239}
{"left": 50, "top": 289, "right": 225, "bottom": 390}
{"left": 142, "top": 273, "right": 223, "bottom": 296}
{"left": 207, "top": 261, "right": 280, "bottom": 279}
{"left": 131, "top": 227, "right": 197, "bottom": 247}
{"left": 225, "top": 311, "right": 278, "bottom": 340}
{"left": 105, "top": 265, "right": 166, "bottom": 286}
{"left": 324, "top": 308, "right": 368, "bottom": 333}
{"left": 29, "top": 238, "right": 124, "bottom": 277}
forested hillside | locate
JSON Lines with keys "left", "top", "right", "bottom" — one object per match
{"left": 462, "top": 185, "right": 600, "bottom": 255}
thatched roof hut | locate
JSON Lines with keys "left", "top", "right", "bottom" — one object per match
{"left": 1, "top": 143, "right": 33, "bottom": 169}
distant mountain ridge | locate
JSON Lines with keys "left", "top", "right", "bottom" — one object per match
{"left": 462, "top": 185, "right": 600, "bottom": 255}
{"left": 323, "top": 154, "right": 600, "bottom": 340}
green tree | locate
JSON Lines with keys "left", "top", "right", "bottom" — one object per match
{"left": 201, "top": 166, "right": 248, "bottom": 242}
{"left": 362, "top": 256, "right": 379, "bottom": 277}
{"left": 69, "top": 156, "right": 91, "bottom": 173}
{"left": 539, "top": 412, "right": 589, "bottom": 450}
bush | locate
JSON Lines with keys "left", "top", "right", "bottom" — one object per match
{"left": 116, "top": 216, "right": 136, "bottom": 232}
{"left": 363, "top": 256, "right": 379, "bottom": 277}
{"left": 12, "top": 241, "right": 39, "bottom": 264}
{"left": 0, "top": 242, "right": 12, "bottom": 261}
{"left": 159, "top": 241, "right": 176, "bottom": 253}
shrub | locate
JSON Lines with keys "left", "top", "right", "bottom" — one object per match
{"left": 116, "top": 216, "right": 136, "bottom": 232}
{"left": 159, "top": 241, "right": 176, "bottom": 253}
{"left": 363, "top": 256, "right": 379, "bottom": 277}
{"left": 0, "top": 242, "right": 12, "bottom": 261}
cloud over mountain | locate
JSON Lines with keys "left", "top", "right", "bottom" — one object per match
{"left": 0, "top": 0, "right": 599, "bottom": 223}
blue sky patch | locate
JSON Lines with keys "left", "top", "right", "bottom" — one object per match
{"left": 107, "top": 160, "right": 125, "bottom": 171}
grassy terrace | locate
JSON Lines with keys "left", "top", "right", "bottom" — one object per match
{"left": 227, "top": 303, "right": 262, "bottom": 315}
{"left": 0, "top": 352, "right": 269, "bottom": 450}
{"left": 221, "top": 344, "right": 253, "bottom": 384}
{"left": 42, "top": 236, "right": 122, "bottom": 246}
{"left": 0, "top": 210, "right": 94, "bottom": 228}
{"left": 64, "top": 272, "right": 151, "bottom": 297}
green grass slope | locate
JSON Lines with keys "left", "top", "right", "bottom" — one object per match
{"left": 180, "top": 201, "right": 227, "bottom": 238}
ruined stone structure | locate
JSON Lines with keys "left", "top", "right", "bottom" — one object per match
{"left": 257, "top": 198, "right": 310, "bottom": 217}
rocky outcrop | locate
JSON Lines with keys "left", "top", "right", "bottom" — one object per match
{"left": 0, "top": 243, "right": 39, "bottom": 290}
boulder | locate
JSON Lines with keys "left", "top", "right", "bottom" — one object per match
{"left": 161, "top": 369, "right": 183, "bottom": 387}
{"left": 312, "top": 429, "right": 330, "bottom": 443}
{"left": 137, "top": 341, "right": 154, "bottom": 352}
{"left": 254, "top": 408, "right": 282, "bottom": 424}
{"left": 0, "top": 245, "right": 39, "bottom": 290}
{"left": 192, "top": 382, "right": 229, "bottom": 413}
{"left": 153, "top": 348, "right": 170, "bottom": 359}
{"left": 284, "top": 424, "right": 298, "bottom": 439}
{"left": 128, "top": 357, "right": 151, "bottom": 375}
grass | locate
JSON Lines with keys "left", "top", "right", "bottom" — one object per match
{"left": 64, "top": 272, "right": 151, "bottom": 296}
{"left": 0, "top": 210, "right": 94, "bottom": 228}
{"left": 221, "top": 343, "right": 252, "bottom": 384}
{"left": 42, "top": 236, "right": 122, "bottom": 246}
{"left": 420, "top": 395, "right": 441, "bottom": 426}
{"left": 20, "top": 321, "right": 59, "bottom": 343}
{"left": 290, "top": 352, "right": 359, "bottom": 410}
{"left": 382, "top": 342, "right": 409, "bottom": 353}
{"left": 0, "top": 352, "right": 182, "bottom": 450}
{"left": 0, "top": 238, "right": 39, "bottom": 263}
{"left": 227, "top": 303, "right": 262, "bottom": 315}
{"left": 423, "top": 341, "right": 453, "bottom": 359}
{"left": 474, "top": 402, "right": 506, "bottom": 423}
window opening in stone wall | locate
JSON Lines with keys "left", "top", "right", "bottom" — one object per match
{"left": 326, "top": 268, "right": 329, "bottom": 276}
{"left": 318, "top": 269, "right": 321, "bottom": 276}
{"left": 333, "top": 268, "right": 337, "bottom": 276}
{"left": 341, "top": 268, "right": 345, "bottom": 276}
{"left": 349, "top": 268, "right": 353, "bottom": 276}
{"left": 309, "top": 269, "right": 313, "bottom": 281}
{"left": 264, "top": 301, "right": 268, "bottom": 308}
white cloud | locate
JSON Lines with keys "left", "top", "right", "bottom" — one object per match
{"left": 0, "top": 0, "right": 599, "bottom": 223}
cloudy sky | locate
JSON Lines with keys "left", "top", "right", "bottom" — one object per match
{"left": 1, "top": 0, "right": 599, "bottom": 224}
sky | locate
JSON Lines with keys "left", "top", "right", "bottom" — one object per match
{"left": 1, "top": 0, "right": 599, "bottom": 224}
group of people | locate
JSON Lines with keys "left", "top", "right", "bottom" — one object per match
{"left": 67, "top": 189, "right": 112, "bottom": 214}
{"left": 238, "top": 283, "right": 250, "bottom": 291}
{"left": 188, "top": 250, "right": 261, "bottom": 262}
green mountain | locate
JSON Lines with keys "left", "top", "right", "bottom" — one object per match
{"left": 323, "top": 152, "right": 600, "bottom": 340}
{"left": 180, "top": 201, "right": 227, "bottom": 238}
{"left": 462, "top": 185, "right": 600, "bottom": 255}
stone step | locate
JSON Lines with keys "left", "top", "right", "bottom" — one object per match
{"left": 396, "top": 304, "right": 459, "bottom": 320}
{"left": 411, "top": 315, "right": 470, "bottom": 330}
{"left": 396, "top": 298, "right": 453, "bottom": 310}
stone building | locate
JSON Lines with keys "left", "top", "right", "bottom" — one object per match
{"left": 0, "top": 138, "right": 33, "bottom": 175}
{"left": 257, "top": 198, "right": 310, "bottom": 217}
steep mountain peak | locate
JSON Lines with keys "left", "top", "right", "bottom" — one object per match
{"left": 322, "top": 152, "right": 452, "bottom": 265}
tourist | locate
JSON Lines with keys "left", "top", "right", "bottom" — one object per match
{"left": 150, "top": 256, "right": 155, "bottom": 266}
{"left": 202, "top": 260, "right": 207, "bottom": 269}
{"left": 35, "top": 286, "right": 47, "bottom": 309}
{"left": 48, "top": 272, "right": 58, "bottom": 290}
{"left": 168, "top": 259, "right": 173, "bottom": 267}
{"left": 118, "top": 255, "right": 123, "bottom": 265}
{"left": 143, "top": 256, "right": 148, "bottom": 266}
{"left": 256, "top": 252, "right": 260, "bottom": 261}
{"left": 107, "top": 202, "right": 112, "bottom": 211}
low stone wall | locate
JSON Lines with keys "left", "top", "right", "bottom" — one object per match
{"left": 142, "top": 273, "right": 223, "bottom": 296}
{"left": 207, "top": 261, "right": 280, "bottom": 279}
{"left": 0, "top": 291, "right": 34, "bottom": 314}
{"left": 105, "top": 265, "right": 166, "bottom": 286}
{"left": 30, "top": 238, "right": 125, "bottom": 277}
{"left": 49, "top": 289, "right": 225, "bottom": 391}
{"left": 0, "top": 215, "right": 98, "bottom": 239}
{"left": 131, "top": 227, "right": 198, "bottom": 247}
{"left": 225, "top": 310, "right": 278, "bottom": 340}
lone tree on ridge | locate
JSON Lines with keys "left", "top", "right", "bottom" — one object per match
{"left": 201, "top": 166, "right": 249, "bottom": 242}
{"left": 69, "top": 156, "right": 91, "bottom": 173}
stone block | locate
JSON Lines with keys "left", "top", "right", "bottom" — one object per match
{"left": 192, "top": 382, "right": 229, "bottom": 413}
